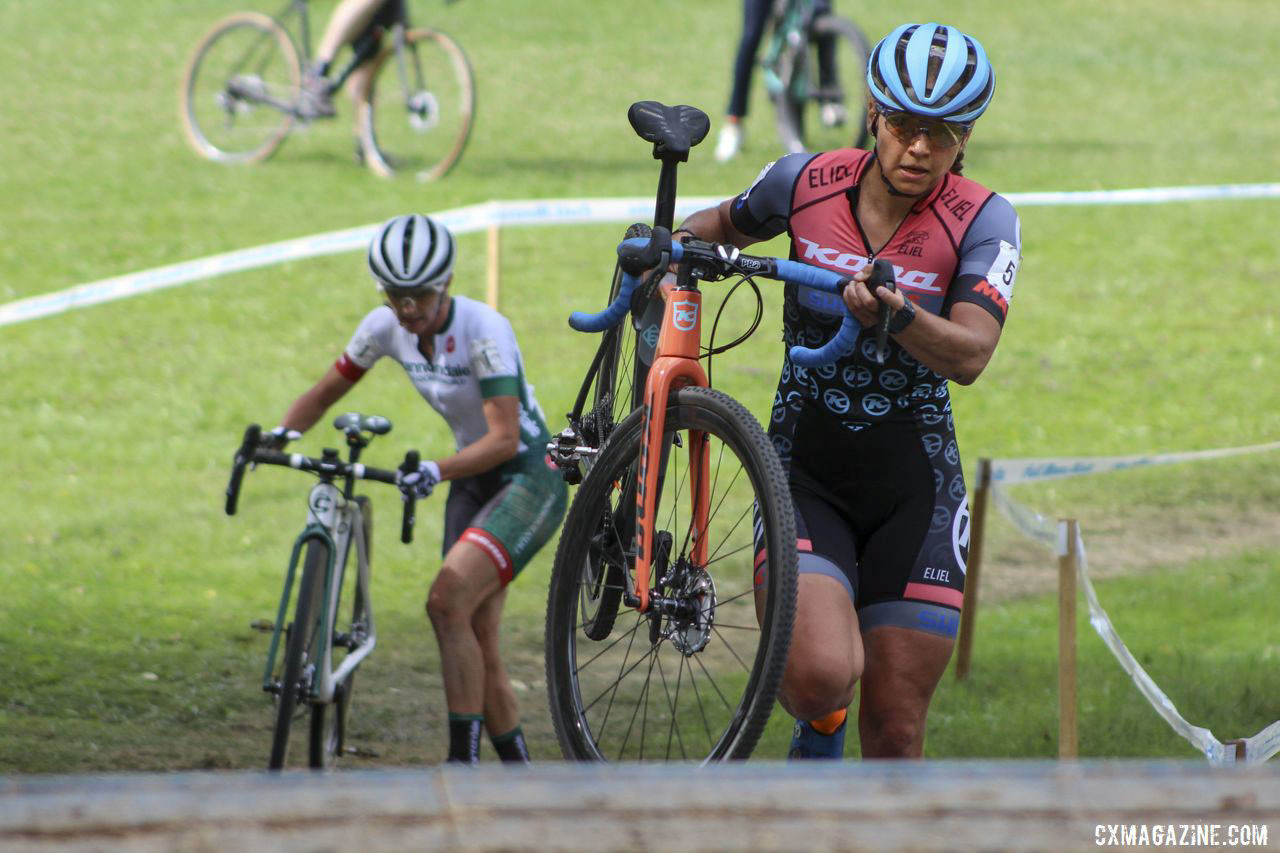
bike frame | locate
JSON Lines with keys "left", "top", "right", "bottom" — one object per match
{"left": 631, "top": 274, "right": 711, "bottom": 613}
{"left": 262, "top": 479, "right": 376, "bottom": 705}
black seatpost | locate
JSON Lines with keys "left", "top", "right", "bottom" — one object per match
{"left": 653, "top": 155, "right": 681, "bottom": 231}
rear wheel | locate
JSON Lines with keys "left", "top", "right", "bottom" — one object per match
{"left": 359, "top": 28, "right": 475, "bottom": 181}
{"left": 269, "top": 539, "right": 327, "bottom": 769}
{"left": 546, "top": 387, "right": 797, "bottom": 762}
{"left": 180, "top": 12, "right": 301, "bottom": 164}
{"left": 774, "top": 14, "right": 871, "bottom": 154}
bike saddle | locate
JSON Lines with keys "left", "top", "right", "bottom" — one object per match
{"left": 333, "top": 412, "right": 393, "bottom": 436}
{"left": 627, "top": 101, "right": 710, "bottom": 162}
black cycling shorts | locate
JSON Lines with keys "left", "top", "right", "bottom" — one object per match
{"left": 772, "top": 405, "right": 969, "bottom": 639}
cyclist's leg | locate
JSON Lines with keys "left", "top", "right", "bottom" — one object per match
{"left": 315, "top": 0, "right": 387, "bottom": 69}
{"left": 727, "top": 0, "right": 773, "bottom": 120}
{"left": 775, "top": 488, "right": 863, "bottom": 722}
{"left": 469, "top": 585, "right": 533, "bottom": 763}
{"left": 842, "top": 417, "right": 967, "bottom": 757}
{"left": 857, "top": 626, "right": 954, "bottom": 757}
{"left": 427, "top": 538, "right": 503, "bottom": 763}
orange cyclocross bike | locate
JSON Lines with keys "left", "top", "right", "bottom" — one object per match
{"left": 545, "top": 101, "right": 877, "bottom": 762}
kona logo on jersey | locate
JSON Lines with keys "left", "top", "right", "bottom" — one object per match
{"left": 823, "top": 388, "right": 851, "bottom": 414}
{"left": 672, "top": 300, "right": 698, "bottom": 332}
{"left": 445, "top": 335, "right": 456, "bottom": 354}
{"left": 795, "top": 238, "right": 941, "bottom": 293}
{"left": 861, "top": 393, "right": 891, "bottom": 417}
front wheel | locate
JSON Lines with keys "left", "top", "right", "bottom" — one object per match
{"left": 179, "top": 12, "right": 301, "bottom": 164}
{"left": 358, "top": 28, "right": 475, "bottom": 181}
{"left": 308, "top": 497, "right": 372, "bottom": 769}
{"left": 545, "top": 387, "right": 798, "bottom": 762}
{"left": 269, "top": 539, "right": 327, "bottom": 769}
{"left": 774, "top": 14, "right": 871, "bottom": 155}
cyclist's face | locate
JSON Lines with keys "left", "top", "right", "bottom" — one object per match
{"left": 869, "top": 106, "right": 969, "bottom": 194}
{"left": 384, "top": 282, "right": 449, "bottom": 335}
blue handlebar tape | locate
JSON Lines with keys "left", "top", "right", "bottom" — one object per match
{"left": 566, "top": 238, "right": 686, "bottom": 332}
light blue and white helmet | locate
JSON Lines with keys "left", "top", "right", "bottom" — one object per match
{"left": 866, "top": 23, "right": 995, "bottom": 124}
{"left": 368, "top": 213, "right": 455, "bottom": 294}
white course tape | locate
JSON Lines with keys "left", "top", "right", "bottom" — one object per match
{"left": 989, "top": 438, "right": 1280, "bottom": 764}
{"left": 991, "top": 440, "right": 1280, "bottom": 485}
{"left": 5, "top": 181, "right": 1280, "bottom": 328}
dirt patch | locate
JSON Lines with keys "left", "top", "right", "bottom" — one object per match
{"left": 974, "top": 497, "right": 1280, "bottom": 605}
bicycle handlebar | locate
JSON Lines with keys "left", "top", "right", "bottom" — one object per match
{"left": 224, "top": 424, "right": 419, "bottom": 543}
{"left": 568, "top": 233, "right": 864, "bottom": 367}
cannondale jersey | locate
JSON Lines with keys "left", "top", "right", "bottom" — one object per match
{"left": 335, "top": 296, "right": 552, "bottom": 469}
{"left": 730, "top": 149, "right": 1022, "bottom": 431}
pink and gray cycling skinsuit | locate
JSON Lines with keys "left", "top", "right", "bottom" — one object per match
{"left": 736, "top": 148, "right": 1021, "bottom": 637}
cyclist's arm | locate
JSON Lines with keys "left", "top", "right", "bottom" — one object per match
{"left": 674, "top": 199, "right": 759, "bottom": 249}
{"left": 278, "top": 366, "right": 357, "bottom": 432}
{"left": 676, "top": 153, "right": 813, "bottom": 249}
{"left": 845, "top": 198, "right": 1021, "bottom": 385}
{"left": 434, "top": 396, "right": 520, "bottom": 481}
{"left": 846, "top": 284, "right": 1002, "bottom": 386}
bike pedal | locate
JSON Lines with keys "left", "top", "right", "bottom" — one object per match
{"left": 250, "top": 619, "right": 275, "bottom": 633}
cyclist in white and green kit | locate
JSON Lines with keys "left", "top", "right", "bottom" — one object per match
{"left": 266, "top": 213, "right": 566, "bottom": 764}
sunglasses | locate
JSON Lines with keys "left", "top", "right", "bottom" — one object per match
{"left": 879, "top": 110, "right": 972, "bottom": 148}
{"left": 383, "top": 289, "right": 441, "bottom": 311}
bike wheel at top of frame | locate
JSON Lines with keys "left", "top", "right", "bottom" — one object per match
{"left": 308, "top": 496, "right": 372, "bottom": 769}
{"left": 358, "top": 29, "right": 475, "bottom": 182}
{"left": 774, "top": 14, "right": 871, "bottom": 155}
{"left": 545, "top": 387, "right": 798, "bottom": 763}
{"left": 269, "top": 539, "right": 328, "bottom": 770}
{"left": 180, "top": 12, "right": 301, "bottom": 165}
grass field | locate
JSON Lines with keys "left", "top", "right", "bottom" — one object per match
{"left": 1, "top": 0, "right": 1278, "bottom": 771}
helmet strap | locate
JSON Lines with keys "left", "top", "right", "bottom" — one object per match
{"left": 872, "top": 146, "right": 927, "bottom": 199}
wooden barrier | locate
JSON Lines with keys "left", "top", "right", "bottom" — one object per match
{"left": 2, "top": 762, "right": 1275, "bottom": 851}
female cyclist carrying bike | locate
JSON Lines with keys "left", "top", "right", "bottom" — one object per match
{"left": 265, "top": 213, "right": 566, "bottom": 764}
{"left": 673, "top": 23, "right": 1021, "bottom": 759}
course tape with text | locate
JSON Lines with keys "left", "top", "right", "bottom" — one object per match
{"left": 4, "top": 181, "right": 1280, "bottom": 327}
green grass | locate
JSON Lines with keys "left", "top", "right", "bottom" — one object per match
{"left": 1, "top": 0, "right": 1278, "bottom": 771}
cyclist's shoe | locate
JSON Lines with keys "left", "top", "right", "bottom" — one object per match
{"left": 788, "top": 717, "right": 846, "bottom": 760}
{"left": 820, "top": 102, "right": 848, "bottom": 128}
{"left": 298, "top": 70, "right": 336, "bottom": 119}
{"left": 714, "top": 122, "right": 743, "bottom": 163}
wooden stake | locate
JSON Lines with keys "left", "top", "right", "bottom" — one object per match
{"left": 1058, "top": 518, "right": 1079, "bottom": 758}
{"left": 486, "top": 223, "right": 500, "bottom": 309}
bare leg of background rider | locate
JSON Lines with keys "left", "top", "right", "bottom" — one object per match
{"left": 426, "top": 539, "right": 504, "bottom": 762}
{"left": 315, "top": 0, "right": 385, "bottom": 66}
{"left": 471, "top": 584, "right": 519, "bottom": 734}
{"left": 857, "top": 626, "right": 954, "bottom": 757}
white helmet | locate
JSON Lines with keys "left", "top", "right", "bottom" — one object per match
{"left": 367, "top": 214, "right": 455, "bottom": 294}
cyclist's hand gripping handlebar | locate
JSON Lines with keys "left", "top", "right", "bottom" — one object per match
{"left": 398, "top": 450, "right": 420, "bottom": 544}
{"left": 225, "top": 423, "right": 261, "bottom": 515}
{"left": 867, "top": 258, "right": 897, "bottom": 365}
